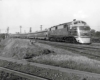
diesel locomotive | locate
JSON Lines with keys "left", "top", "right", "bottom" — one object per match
{"left": 13, "top": 19, "right": 91, "bottom": 44}
{"left": 31, "top": 20, "right": 91, "bottom": 44}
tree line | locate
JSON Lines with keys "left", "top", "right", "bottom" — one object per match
{"left": 91, "top": 29, "right": 100, "bottom": 38}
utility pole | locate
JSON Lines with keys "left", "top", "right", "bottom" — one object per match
{"left": 20, "top": 26, "right": 22, "bottom": 34}
{"left": 40, "top": 25, "right": 42, "bottom": 31}
{"left": 7, "top": 27, "right": 9, "bottom": 34}
{"left": 30, "top": 27, "right": 32, "bottom": 33}
{"left": 6, "top": 27, "right": 9, "bottom": 38}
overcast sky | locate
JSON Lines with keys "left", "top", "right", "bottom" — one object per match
{"left": 0, "top": 0, "right": 100, "bottom": 33}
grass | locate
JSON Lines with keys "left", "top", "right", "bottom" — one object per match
{"left": 0, "top": 59, "right": 96, "bottom": 80}
{"left": 1, "top": 39, "right": 100, "bottom": 75}
{"left": 0, "top": 71, "right": 29, "bottom": 80}
{"left": 28, "top": 54, "right": 100, "bottom": 74}
{"left": 11, "top": 45, "right": 54, "bottom": 59}
{"left": 1, "top": 38, "right": 100, "bottom": 79}
{"left": 0, "top": 38, "right": 54, "bottom": 59}
{"left": 28, "top": 42, "right": 100, "bottom": 74}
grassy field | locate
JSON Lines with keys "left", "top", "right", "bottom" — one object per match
{"left": 28, "top": 54, "right": 100, "bottom": 74}
{"left": 24, "top": 42, "right": 100, "bottom": 74}
{"left": 0, "top": 59, "right": 99, "bottom": 80}
{"left": 0, "top": 71, "right": 29, "bottom": 80}
{"left": 0, "top": 38, "right": 54, "bottom": 59}
{"left": 1, "top": 38, "right": 100, "bottom": 74}
{"left": 1, "top": 38, "right": 100, "bottom": 80}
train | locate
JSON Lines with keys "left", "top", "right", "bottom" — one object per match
{"left": 12, "top": 19, "right": 91, "bottom": 44}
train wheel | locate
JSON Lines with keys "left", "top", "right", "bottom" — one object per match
{"left": 72, "top": 37, "right": 77, "bottom": 43}
{"left": 64, "top": 37, "right": 68, "bottom": 43}
{"left": 68, "top": 37, "right": 72, "bottom": 43}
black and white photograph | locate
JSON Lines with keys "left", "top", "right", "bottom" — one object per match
{"left": 0, "top": 0, "right": 100, "bottom": 80}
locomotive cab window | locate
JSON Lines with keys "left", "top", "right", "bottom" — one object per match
{"left": 72, "top": 26, "right": 77, "bottom": 30}
{"left": 64, "top": 24, "right": 69, "bottom": 31}
{"left": 58, "top": 25, "right": 63, "bottom": 29}
{"left": 81, "top": 21, "right": 86, "bottom": 24}
{"left": 74, "top": 22, "right": 78, "bottom": 24}
{"left": 51, "top": 27, "right": 55, "bottom": 31}
{"left": 79, "top": 26, "right": 90, "bottom": 30}
{"left": 49, "top": 28, "right": 51, "bottom": 31}
{"left": 64, "top": 24, "right": 68, "bottom": 28}
{"left": 55, "top": 26, "right": 57, "bottom": 30}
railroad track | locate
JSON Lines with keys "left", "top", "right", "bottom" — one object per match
{"left": 0, "top": 67, "right": 49, "bottom": 80}
{"left": 37, "top": 40, "right": 100, "bottom": 60}
{"left": 38, "top": 40, "right": 100, "bottom": 50}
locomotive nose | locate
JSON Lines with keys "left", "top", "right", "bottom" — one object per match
{"left": 76, "top": 37, "right": 91, "bottom": 44}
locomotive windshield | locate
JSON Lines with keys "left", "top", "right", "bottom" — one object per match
{"left": 80, "top": 32, "right": 90, "bottom": 36}
{"left": 79, "top": 26, "right": 90, "bottom": 30}
{"left": 79, "top": 26, "right": 91, "bottom": 37}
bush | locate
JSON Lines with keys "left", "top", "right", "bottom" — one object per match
{"left": 24, "top": 49, "right": 54, "bottom": 59}
{"left": 91, "top": 37, "right": 100, "bottom": 43}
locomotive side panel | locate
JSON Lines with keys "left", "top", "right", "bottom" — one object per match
{"left": 48, "top": 24, "right": 70, "bottom": 38}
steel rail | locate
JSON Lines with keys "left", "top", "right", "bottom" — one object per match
{"left": 0, "top": 67, "right": 49, "bottom": 80}
{"left": 37, "top": 40, "right": 100, "bottom": 60}
{"left": 38, "top": 40, "right": 100, "bottom": 51}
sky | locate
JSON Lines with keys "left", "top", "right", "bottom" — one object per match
{"left": 0, "top": 0, "right": 100, "bottom": 33}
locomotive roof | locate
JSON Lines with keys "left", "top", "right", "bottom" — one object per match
{"left": 49, "top": 20, "right": 87, "bottom": 29}
{"left": 27, "top": 20, "right": 87, "bottom": 35}
{"left": 50, "top": 22, "right": 71, "bottom": 29}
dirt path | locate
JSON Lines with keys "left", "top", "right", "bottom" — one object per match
{"left": 0, "top": 38, "right": 30, "bottom": 58}
{"left": 2, "top": 39, "right": 15, "bottom": 56}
